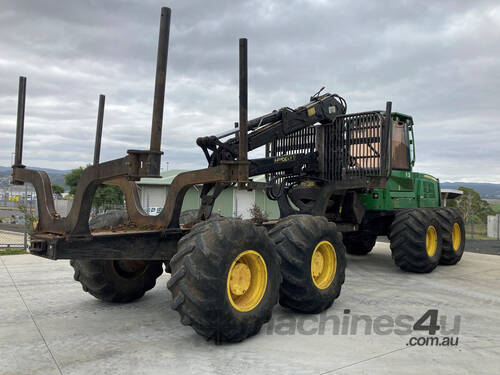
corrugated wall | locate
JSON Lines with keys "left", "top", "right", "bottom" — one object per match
{"left": 139, "top": 184, "right": 279, "bottom": 219}
{"left": 164, "top": 186, "right": 234, "bottom": 218}
{"left": 255, "top": 190, "right": 279, "bottom": 219}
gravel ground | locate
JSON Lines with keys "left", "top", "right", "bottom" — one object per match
{"left": 464, "top": 239, "right": 500, "bottom": 256}
{"left": 378, "top": 237, "right": 500, "bottom": 256}
{"left": 0, "top": 223, "right": 25, "bottom": 233}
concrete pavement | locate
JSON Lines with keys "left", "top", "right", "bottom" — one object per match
{"left": 1, "top": 243, "right": 499, "bottom": 375}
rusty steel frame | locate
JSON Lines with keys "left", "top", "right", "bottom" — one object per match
{"left": 11, "top": 7, "right": 392, "bottom": 262}
{"left": 11, "top": 8, "right": 250, "bottom": 259}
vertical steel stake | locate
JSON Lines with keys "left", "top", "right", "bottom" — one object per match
{"left": 93, "top": 95, "right": 105, "bottom": 166}
{"left": 238, "top": 38, "right": 248, "bottom": 163}
{"left": 14, "top": 76, "right": 27, "bottom": 167}
{"left": 150, "top": 7, "right": 171, "bottom": 153}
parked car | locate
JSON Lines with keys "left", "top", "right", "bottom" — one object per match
{"left": 147, "top": 207, "right": 162, "bottom": 216}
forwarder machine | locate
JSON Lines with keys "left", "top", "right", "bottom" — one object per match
{"left": 205, "top": 94, "right": 465, "bottom": 274}
{"left": 10, "top": 7, "right": 464, "bottom": 343}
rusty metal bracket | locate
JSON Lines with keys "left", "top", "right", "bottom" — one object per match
{"left": 11, "top": 7, "right": 253, "bottom": 262}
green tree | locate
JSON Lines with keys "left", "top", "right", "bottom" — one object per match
{"left": 447, "top": 187, "right": 494, "bottom": 223}
{"left": 93, "top": 185, "right": 124, "bottom": 206}
{"left": 64, "top": 166, "right": 124, "bottom": 207}
{"left": 51, "top": 184, "right": 65, "bottom": 196}
{"left": 17, "top": 202, "right": 37, "bottom": 235}
{"left": 64, "top": 167, "right": 84, "bottom": 195}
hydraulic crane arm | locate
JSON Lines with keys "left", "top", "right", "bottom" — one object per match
{"left": 196, "top": 92, "right": 347, "bottom": 166}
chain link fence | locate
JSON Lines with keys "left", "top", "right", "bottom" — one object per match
{"left": 1, "top": 194, "right": 126, "bottom": 253}
{"left": 463, "top": 208, "right": 490, "bottom": 240}
{"left": 91, "top": 203, "right": 126, "bottom": 218}
{"left": 0, "top": 197, "right": 34, "bottom": 251}
{"left": 466, "top": 221, "right": 487, "bottom": 240}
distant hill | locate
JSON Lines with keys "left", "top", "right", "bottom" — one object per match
{"left": 440, "top": 182, "right": 500, "bottom": 199}
{"left": 1, "top": 165, "right": 499, "bottom": 198}
{"left": 0, "top": 166, "right": 70, "bottom": 174}
{"left": 0, "top": 166, "right": 69, "bottom": 189}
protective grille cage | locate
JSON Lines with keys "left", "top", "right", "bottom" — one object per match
{"left": 266, "top": 111, "right": 390, "bottom": 183}
{"left": 324, "top": 111, "right": 388, "bottom": 181}
{"left": 266, "top": 126, "right": 316, "bottom": 184}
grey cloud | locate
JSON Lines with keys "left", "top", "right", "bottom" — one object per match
{"left": 0, "top": 0, "right": 499, "bottom": 182}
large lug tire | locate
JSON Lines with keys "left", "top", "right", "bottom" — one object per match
{"left": 269, "top": 215, "right": 346, "bottom": 314}
{"left": 167, "top": 218, "right": 280, "bottom": 343}
{"left": 163, "top": 209, "right": 222, "bottom": 274}
{"left": 389, "top": 209, "right": 443, "bottom": 273}
{"left": 342, "top": 231, "right": 377, "bottom": 255}
{"left": 70, "top": 259, "right": 163, "bottom": 303}
{"left": 71, "top": 211, "right": 163, "bottom": 302}
{"left": 434, "top": 208, "right": 465, "bottom": 265}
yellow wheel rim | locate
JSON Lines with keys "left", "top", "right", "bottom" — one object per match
{"left": 227, "top": 250, "right": 267, "bottom": 312}
{"left": 311, "top": 241, "right": 337, "bottom": 290}
{"left": 426, "top": 225, "right": 438, "bottom": 257}
{"left": 452, "top": 223, "right": 461, "bottom": 251}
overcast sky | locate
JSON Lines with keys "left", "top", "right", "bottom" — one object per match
{"left": 0, "top": 0, "right": 499, "bottom": 182}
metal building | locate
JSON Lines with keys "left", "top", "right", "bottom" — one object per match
{"left": 137, "top": 170, "right": 280, "bottom": 219}
{"left": 487, "top": 214, "right": 500, "bottom": 239}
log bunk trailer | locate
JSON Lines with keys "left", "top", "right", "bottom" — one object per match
{"left": 11, "top": 8, "right": 465, "bottom": 343}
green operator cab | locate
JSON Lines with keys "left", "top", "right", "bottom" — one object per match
{"left": 360, "top": 113, "right": 441, "bottom": 211}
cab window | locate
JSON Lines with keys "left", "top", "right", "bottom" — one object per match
{"left": 391, "top": 120, "right": 410, "bottom": 170}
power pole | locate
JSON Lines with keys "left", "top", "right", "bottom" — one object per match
{"left": 497, "top": 213, "right": 500, "bottom": 240}
{"left": 24, "top": 184, "right": 27, "bottom": 251}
